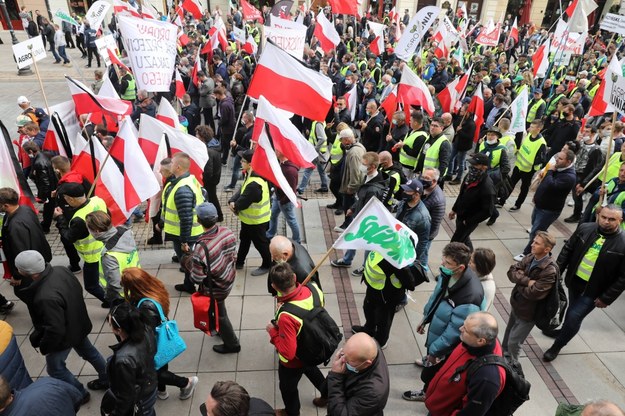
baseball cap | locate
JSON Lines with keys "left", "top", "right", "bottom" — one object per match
{"left": 196, "top": 202, "right": 218, "bottom": 221}
{"left": 63, "top": 182, "right": 86, "bottom": 198}
{"left": 400, "top": 179, "right": 424, "bottom": 194}
{"left": 17, "top": 96, "right": 29, "bottom": 105}
{"left": 468, "top": 153, "right": 490, "bottom": 167}
{"left": 238, "top": 149, "right": 254, "bottom": 163}
{"left": 16, "top": 115, "right": 30, "bottom": 127}
{"left": 15, "top": 250, "right": 45, "bottom": 275}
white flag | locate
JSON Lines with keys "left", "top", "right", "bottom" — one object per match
{"left": 395, "top": 6, "right": 440, "bottom": 61}
{"left": 509, "top": 86, "right": 529, "bottom": 134}
{"left": 333, "top": 198, "right": 418, "bottom": 269}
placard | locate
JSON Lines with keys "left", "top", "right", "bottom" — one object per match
{"left": 86, "top": 0, "right": 111, "bottom": 31}
{"left": 263, "top": 25, "right": 306, "bottom": 59}
{"left": 95, "top": 34, "right": 118, "bottom": 66}
{"left": 600, "top": 13, "right": 625, "bottom": 36}
{"left": 12, "top": 36, "right": 46, "bottom": 69}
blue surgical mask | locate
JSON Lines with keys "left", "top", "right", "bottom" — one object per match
{"left": 345, "top": 362, "right": 359, "bottom": 373}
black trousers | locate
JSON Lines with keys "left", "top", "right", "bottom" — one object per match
{"left": 76, "top": 33, "right": 85, "bottom": 55}
{"left": 236, "top": 222, "right": 272, "bottom": 269}
{"left": 202, "top": 107, "right": 214, "bottom": 131}
{"left": 329, "top": 166, "right": 341, "bottom": 204}
{"left": 41, "top": 198, "right": 55, "bottom": 232}
{"left": 216, "top": 299, "right": 239, "bottom": 347}
{"left": 87, "top": 46, "right": 100, "bottom": 66}
{"left": 506, "top": 167, "right": 535, "bottom": 207}
{"left": 64, "top": 31, "right": 75, "bottom": 48}
{"left": 157, "top": 363, "right": 188, "bottom": 391}
{"left": 60, "top": 234, "right": 81, "bottom": 268}
{"left": 362, "top": 285, "right": 397, "bottom": 347}
{"left": 278, "top": 364, "right": 327, "bottom": 416}
{"left": 450, "top": 218, "right": 479, "bottom": 251}
{"left": 205, "top": 183, "right": 223, "bottom": 221}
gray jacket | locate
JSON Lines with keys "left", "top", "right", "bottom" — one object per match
{"left": 95, "top": 226, "right": 139, "bottom": 303}
{"left": 199, "top": 78, "right": 216, "bottom": 109}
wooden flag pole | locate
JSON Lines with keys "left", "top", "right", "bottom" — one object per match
{"left": 29, "top": 46, "right": 51, "bottom": 115}
{"left": 301, "top": 247, "right": 335, "bottom": 286}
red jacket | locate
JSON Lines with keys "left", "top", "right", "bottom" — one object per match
{"left": 425, "top": 340, "right": 506, "bottom": 416}
{"left": 268, "top": 283, "right": 316, "bottom": 369}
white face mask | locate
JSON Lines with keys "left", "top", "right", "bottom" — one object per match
{"left": 359, "top": 165, "right": 369, "bottom": 174}
{"left": 486, "top": 138, "right": 498, "bottom": 145}
{"left": 363, "top": 88, "right": 370, "bottom": 95}
{"left": 345, "top": 79, "right": 352, "bottom": 85}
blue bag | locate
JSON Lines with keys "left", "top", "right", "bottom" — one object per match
{"left": 138, "top": 298, "right": 187, "bottom": 370}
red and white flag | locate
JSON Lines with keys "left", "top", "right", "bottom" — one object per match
{"left": 43, "top": 100, "right": 84, "bottom": 157}
{"left": 327, "top": 0, "right": 358, "bottom": 15}
{"left": 475, "top": 23, "right": 500, "bottom": 46}
{"left": 71, "top": 135, "right": 131, "bottom": 225}
{"left": 108, "top": 117, "right": 161, "bottom": 211}
{"left": 241, "top": 0, "right": 264, "bottom": 23}
{"left": 388, "top": 7, "right": 397, "bottom": 22}
{"left": 200, "top": 29, "right": 220, "bottom": 61}
{"left": 141, "top": 2, "right": 158, "bottom": 19}
{"left": 251, "top": 96, "right": 318, "bottom": 207}
{"left": 190, "top": 48, "right": 201, "bottom": 87}
{"left": 138, "top": 114, "right": 208, "bottom": 183}
{"left": 156, "top": 99, "right": 182, "bottom": 129}
{"left": 175, "top": 68, "right": 185, "bottom": 100}
{"left": 247, "top": 41, "right": 333, "bottom": 121}
{"left": 66, "top": 76, "right": 132, "bottom": 117}
{"left": 0, "top": 121, "right": 37, "bottom": 211}
{"left": 113, "top": 0, "right": 141, "bottom": 17}
{"left": 589, "top": 55, "right": 622, "bottom": 116}
{"left": 343, "top": 83, "right": 359, "bottom": 122}
{"left": 243, "top": 35, "right": 258, "bottom": 55}
{"left": 107, "top": 48, "right": 131, "bottom": 73}
{"left": 438, "top": 65, "right": 472, "bottom": 113}
{"left": 380, "top": 86, "right": 398, "bottom": 122}
{"left": 368, "top": 21, "right": 385, "bottom": 56}
{"left": 314, "top": 11, "right": 340, "bottom": 53}
{"left": 468, "top": 83, "right": 484, "bottom": 143}
{"left": 213, "top": 16, "right": 229, "bottom": 49}
{"left": 532, "top": 40, "right": 550, "bottom": 77}
{"left": 509, "top": 17, "right": 519, "bottom": 43}
{"left": 178, "top": 30, "right": 190, "bottom": 47}
{"left": 181, "top": 0, "right": 203, "bottom": 19}
{"left": 397, "top": 65, "right": 435, "bottom": 116}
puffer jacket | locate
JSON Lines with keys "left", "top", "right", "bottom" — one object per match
{"left": 0, "top": 321, "right": 32, "bottom": 390}
{"left": 422, "top": 185, "right": 446, "bottom": 240}
{"left": 350, "top": 171, "right": 389, "bottom": 214}
{"left": 95, "top": 226, "right": 138, "bottom": 304}
{"left": 163, "top": 172, "right": 203, "bottom": 243}
{"left": 508, "top": 253, "right": 559, "bottom": 321}
{"left": 423, "top": 268, "right": 484, "bottom": 358}
{"left": 396, "top": 200, "right": 431, "bottom": 266}
{"left": 105, "top": 329, "right": 157, "bottom": 416}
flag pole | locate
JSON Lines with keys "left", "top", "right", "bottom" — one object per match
{"left": 230, "top": 95, "right": 248, "bottom": 146}
{"left": 28, "top": 45, "right": 51, "bottom": 115}
{"left": 87, "top": 118, "right": 121, "bottom": 198}
{"left": 301, "top": 247, "right": 335, "bottom": 286}
{"left": 597, "top": 111, "right": 617, "bottom": 208}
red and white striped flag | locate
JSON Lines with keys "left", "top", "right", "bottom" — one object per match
{"left": 343, "top": 83, "right": 359, "bottom": 122}
{"left": 243, "top": 35, "right": 258, "bottom": 55}
{"left": 138, "top": 114, "right": 208, "bottom": 184}
{"left": 380, "top": 86, "right": 398, "bottom": 122}
{"left": 397, "top": 65, "right": 435, "bottom": 116}
{"left": 190, "top": 48, "right": 201, "bottom": 87}
{"left": 175, "top": 68, "right": 185, "bottom": 101}
{"left": 141, "top": 2, "right": 158, "bottom": 19}
{"left": 108, "top": 117, "right": 161, "bottom": 211}
{"left": 181, "top": 0, "right": 203, "bottom": 19}
{"left": 438, "top": 65, "right": 472, "bottom": 113}
{"left": 107, "top": 48, "right": 131, "bottom": 73}
{"left": 113, "top": 0, "right": 141, "bottom": 17}
{"left": 589, "top": 55, "right": 622, "bottom": 116}
{"left": 247, "top": 41, "right": 333, "bottom": 121}
{"left": 368, "top": 21, "right": 385, "bottom": 56}
{"left": 0, "top": 120, "right": 37, "bottom": 211}
{"left": 66, "top": 76, "right": 133, "bottom": 117}
{"left": 156, "top": 98, "right": 182, "bottom": 129}
{"left": 532, "top": 40, "right": 550, "bottom": 78}
{"left": 212, "top": 17, "right": 229, "bottom": 50}
{"left": 314, "top": 11, "right": 340, "bottom": 53}
{"left": 327, "top": 0, "right": 358, "bottom": 15}
{"left": 468, "top": 83, "right": 484, "bottom": 143}
{"left": 475, "top": 23, "right": 500, "bottom": 47}
{"left": 241, "top": 0, "right": 264, "bottom": 23}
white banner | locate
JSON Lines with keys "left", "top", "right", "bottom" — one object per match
{"left": 233, "top": 25, "right": 246, "bottom": 42}
{"left": 95, "top": 34, "right": 118, "bottom": 67}
{"left": 86, "top": 0, "right": 111, "bottom": 32}
{"left": 12, "top": 36, "right": 46, "bottom": 69}
{"left": 269, "top": 15, "right": 306, "bottom": 30}
{"left": 117, "top": 15, "right": 178, "bottom": 92}
{"left": 395, "top": 6, "right": 440, "bottom": 61}
{"left": 509, "top": 86, "right": 529, "bottom": 134}
{"left": 600, "top": 13, "right": 625, "bottom": 36}
{"left": 552, "top": 19, "right": 586, "bottom": 54}
{"left": 263, "top": 25, "right": 306, "bottom": 59}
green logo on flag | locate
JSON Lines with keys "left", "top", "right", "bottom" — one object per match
{"left": 344, "top": 216, "right": 416, "bottom": 264}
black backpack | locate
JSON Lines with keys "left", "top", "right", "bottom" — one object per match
{"left": 534, "top": 273, "right": 568, "bottom": 331}
{"left": 450, "top": 354, "right": 531, "bottom": 415}
{"left": 279, "top": 284, "right": 343, "bottom": 366}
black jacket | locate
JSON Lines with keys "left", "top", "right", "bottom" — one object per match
{"left": 350, "top": 172, "right": 389, "bottom": 214}
{"left": 203, "top": 142, "right": 222, "bottom": 186}
{"left": 533, "top": 166, "right": 576, "bottom": 212}
{"left": 105, "top": 330, "right": 157, "bottom": 416}
{"left": 557, "top": 223, "right": 625, "bottom": 304}
{"left": 452, "top": 173, "right": 496, "bottom": 224}
{"left": 361, "top": 112, "right": 385, "bottom": 152}
{"left": 30, "top": 152, "right": 57, "bottom": 200}
{"left": 326, "top": 347, "right": 390, "bottom": 416}
{"left": 24, "top": 265, "right": 93, "bottom": 355}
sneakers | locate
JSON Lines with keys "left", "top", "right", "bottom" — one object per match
{"left": 509, "top": 205, "right": 521, "bottom": 212}
{"left": 333, "top": 226, "right": 345, "bottom": 232}
{"left": 157, "top": 390, "right": 169, "bottom": 400}
{"left": 402, "top": 389, "right": 426, "bottom": 401}
{"left": 179, "top": 376, "right": 198, "bottom": 400}
{"left": 513, "top": 253, "right": 525, "bottom": 262}
{"left": 449, "top": 178, "right": 461, "bottom": 185}
{"left": 351, "top": 267, "right": 364, "bottom": 276}
{"left": 0, "top": 301, "right": 14, "bottom": 314}
{"left": 543, "top": 346, "right": 561, "bottom": 362}
{"left": 330, "top": 259, "right": 351, "bottom": 268}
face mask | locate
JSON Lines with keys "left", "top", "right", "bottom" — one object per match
{"left": 583, "top": 135, "right": 593, "bottom": 143}
{"left": 603, "top": 129, "right": 611, "bottom": 137}
{"left": 486, "top": 138, "right": 498, "bottom": 145}
{"left": 420, "top": 178, "right": 433, "bottom": 189}
{"left": 241, "top": 119, "right": 246, "bottom": 125}
{"left": 359, "top": 165, "right": 369, "bottom": 174}
{"left": 199, "top": 403, "right": 208, "bottom": 416}
{"left": 366, "top": 111, "right": 371, "bottom": 116}
{"left": 402, "top": 193, "right": 416, "bottom": 201}
{"left": 363, "top": 88, "right": 370, "bottom": 95}
{"left": 345, "top": 79, "right": 352, "bottom": 85}
{"left": 392, "top": 119, "right": 398, "bottom": 125}
{"left": 345, "top": 362, "right": 359, "bottom": 373}
{"left": 440, "top": 265, "right": 455, "bottom": 277}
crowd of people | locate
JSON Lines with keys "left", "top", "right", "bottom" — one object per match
{"left": 3, "top": 1, "right": 625, "bottom": 415}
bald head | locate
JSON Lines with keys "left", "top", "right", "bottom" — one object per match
{"left": 441, "top": 113, "right": 453, "bottom": 127}
{"left": 343, "top": 333, "right": 378, "bottom": 368}
{"left": 270, "top": 236, "right": 294, "bottom": 262}
{"left": 379, "top": 151, "right": 392, "bottom": 168}
{"left": 582, "top": 401, "right": 625, "bottom": 416}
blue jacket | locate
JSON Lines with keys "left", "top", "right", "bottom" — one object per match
{"left": 2, "top": 377, "right": 82, "bottom": 416}
{"left": 0, "top": 322, "right": 32, "bottom": 390}
{"left": 423, "top": 268, "right": 484, "bottom": 358}
{"left": 396, "top": 200, "right": 431, "bottom": 266}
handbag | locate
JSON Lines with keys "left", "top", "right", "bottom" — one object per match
{"left": 137, "top": 298, "right": 187, "bottom": 370}
{"left": 190, "top": 242, "right": 220, "bottom": 335}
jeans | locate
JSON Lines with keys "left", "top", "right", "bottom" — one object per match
{"left": 46, "top": 337, "right": 107, "bottom": 396}
{"left": 227, "top": 155, "right": 242, "bottom": 188}
{"left": 83, "top": 261, "right": 106, "bottom": 302}
{"left": 278, "top": 364, "right": 327, "bottom": 416}
{"left": 502, "top": 310, "right": 535, "bottom": 361}
{"left": 57, "top": 45, "right": 70, "bottom": 63}
{"left": 138, "top": 387, "right": 157, "bottom": 416}
{"left": 267, "top": 196, "right": 301, "bottom": 243}
{"left": 448, "top": 144, "right": 468, "bottom": 179}
{"left": 523, "top": 207, "right": 561, "bottom": 254}
{"left": 552, "top": 287, "right": 596, "bottom": 350}
{"left": 49, "top": 41, "right": 61, "bottom": 62}
{"left": 298, "top": 161, "right": 328, "bottom": 192}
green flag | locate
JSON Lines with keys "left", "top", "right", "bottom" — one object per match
{"left": 54, "top": 9, "right": 78, "bottom": 26}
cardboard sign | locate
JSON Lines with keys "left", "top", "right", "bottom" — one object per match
{"left": 600, "top": 13, "right": 625, "bottom": 36}
{"left": 95, "top": 34, "right": 119, "bottom": 66}
{"left": 263, "top": 25, "right": 306, "bottom": 59}
{"left": 12, "top": 36, "right": 46, "bottom": 69}
{"left": 86, "top": 0, "right": 111, "bottom": 32}
{"left": 117, "top": 15, "right": 178, "bottom": 92}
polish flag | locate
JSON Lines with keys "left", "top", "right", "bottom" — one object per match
{"left": 108, "top": 117, "right": 161, "bottom": 211}
{"left": 0, "top": 120, "right": 37, "bottom": 211}
{"left": 175, "top": 69, "right": 185, "bottom": 100}
{"left": 532, "top": 40, "right": 550, "bottom": 78}
{"left": 388, "top": 6, "right": 397, "bottom": 22}
{"left": 509, "top": 17, "right": 519, "bottom": 43}
{"left": 243, "top": 35, "right": 258, "bottom": 55}
{"left": 397, "top": 65, "right": 435, "bottom": 116}
{"left": 247, "top": 41, "right": 333, "bottom": 121}
{"left": 475, "top": 23, "right": 500, "bottom": 47}
{"left": 113, "top": 0, "right": 141, "bottom": 17}
{"left": 147, "top": 138, "right": 169, "bottom": 220}
{"left": 327, "top": 0, "right": 358, "bottom": 15}
{"left": 172, "top": 6, "right": 184, "bottom": 26}
{"left": 380, "top": 86, "right": 398, "bottom": 122}
{"left": 438, "top": 65, "right": 472, "bottom": 113}
{"left": 343, "top": 83, "right": 359, "bottom": 122}
{"left": 468, "top": 83, "right": 484, "bottom": 143}
{"left": 156, "top": 99, "right": 182, "bottom": 129}
{"left": 201, "top": 27, "right": 221, "bottom": 60}
{"left": 314, "top": 11, "right": 340, "bottom": 53}
{"left": 589, "top": 55, "right": 622, "bottom": 116}
{"left": 178, "top": 30, "right": 190, "bottom": 47}
{"left": 368, "top": 21, "right": 385, "bottom": 56}
{"left": 88, "top": 75, "right": 121, "bottom": 135}
{"left": 190, "top": 48, "right": 201, "bottom": 87}
{"left": 66, "top": 76, "right": 132, "bottom": 117}
{"left": 107, "top": 48, "right": 131, "bottom": 73}
{"left": 141, "top": 2, "right": 158, "bottom": 19}
{"left": 98, "top": 73, "right": 120, "bottom": 99}
{"left": 71, "top": 135, "right": 132, "bottom": 225}
{"left": 241, "top": 0, "right": 264, "bottom": 23}
{"left": 181, "top": 0, "right": 203, "bottom": 19}
{"left": 213, "top": 17, "right": 229, "bottom": 50}
{"left": 251, "top": 96, "right": 318, "bottom": 207}
{"left": 138, "top": 114, "right": 208, "bottom": 184}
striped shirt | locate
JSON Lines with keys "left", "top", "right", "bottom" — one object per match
{"left": 191, "top": 225, "right": 237, "bottom": 300}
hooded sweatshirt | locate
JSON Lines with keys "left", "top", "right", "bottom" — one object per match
{"left": 94, "top": 226, "right": 139, "bottom": 303}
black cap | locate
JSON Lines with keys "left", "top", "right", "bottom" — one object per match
{"left": 400, "top": 179, "right": 424, "bottom": 194}
{"left": 238, "top": 149, "right": 254, "bottom": 163}
{"left": 63, "top": 182, "right": 86, "bottom": 198}
{"left": 468, "top": 153, "right": 490, "bottom": 167}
